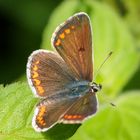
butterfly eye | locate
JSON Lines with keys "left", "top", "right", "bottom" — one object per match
{"left": 93, "top": 88, "right": 98, "bottom": 92}
{"left": 91, "top": 83, "right": 102, "bottom": 93}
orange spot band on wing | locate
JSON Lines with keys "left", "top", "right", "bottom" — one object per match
{"left": 59, "top": 33, "right": 65, "bottom": 39}
{"left": 77, "top": 115, "right": 82, "bottom": 119}
{"left": 32, "top": 71, "right": 38, "bottom": 78}
{"left": 37, "top": 86, "right": 44, "bottom": 95}
{"left": 39, "top": 106, "right": 46, "bottom": 116}
{"left": 67, "top": 115, "right": 72, "bottom": 119}
{"left": 65, "top": 29, "right": 70, "bottom": 34}
{"left": 72, "top": 115, "right": 78, "bottom": 119}
{"left": 55, "top": 39, "right": 61, "bottom": 46}
{"left": 33, "top": 65, "right": 38, "bottom": 71}
{"left": 33, "top": 79, "right": 41, "bottom": 85}
{"left": 35, "top": 60, "right": 40, "bottom": 64}
{"left": 36, "top": 106, "right": 47, "bottom": 126}
{"left": 64, "top": 115, "right": 68, "bottom": 118}
{"left": 64, "top": 114, "right": 83, "bottom": 120}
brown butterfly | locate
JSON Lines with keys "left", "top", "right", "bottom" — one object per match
{"left": 27, "top": 12, "right": 101, "bottom": 132}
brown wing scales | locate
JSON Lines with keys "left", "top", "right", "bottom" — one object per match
{"left": 52, "top": 13, "right": 93, "bottom": 81}
{"left": 27, "top": 50, "right": 75, "bottom": 98}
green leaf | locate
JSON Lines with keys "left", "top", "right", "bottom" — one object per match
{"left": 98, "top": 0, "right": 140, "bottom": 50}
{"left": 70, "top": 91, "right": 140, "bottom": 140}
{"left": 41, "top": 0, "right": 140, "bottom": 99}
{"left": 0, "top": 83, "right": 79, "bottom": 140}
{"left": 121, "top": 0, "right": 140, "bottom": 50}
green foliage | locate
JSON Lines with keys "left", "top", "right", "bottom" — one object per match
{"left": 0, "top": 0, "right": 62, "bottom": 84}
{"left": 100, "top": 0, "right": 140, "bottom": 49}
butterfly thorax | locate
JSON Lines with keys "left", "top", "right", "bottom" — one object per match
{"left": 66, "top": 81, "right": 102, "bottom": 98}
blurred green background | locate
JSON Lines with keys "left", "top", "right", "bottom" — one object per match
{"left": 0, "top": 0, "right": 140, "bottom": 140}
{"left": 0, "top": 0, "right": 62, "bottom": 84}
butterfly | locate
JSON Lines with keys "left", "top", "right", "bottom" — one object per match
{"left": 27, "top": 12, "right": 102, "bottom": 132}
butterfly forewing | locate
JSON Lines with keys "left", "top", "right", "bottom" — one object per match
{"left": 27, "top": 50, "right": 75, "bottom": 98}
{"left": 52, "top": 12, "right": 93, "bottom": 81}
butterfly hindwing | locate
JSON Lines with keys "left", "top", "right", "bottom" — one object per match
{"left": 52, "top": 12, "right": 93, "bottom": 81}
{"left": 32, "top": 95, "right": 79, "bottom": 132}
{"left": 27, "top": 49, "right": 75, "bottom": 98}
{"left": 60, "top": 93, "right": 98, "bottom": 123}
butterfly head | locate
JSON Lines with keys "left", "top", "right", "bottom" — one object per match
{"left": 90, "top": 82, "right": 102, "bottom": 93}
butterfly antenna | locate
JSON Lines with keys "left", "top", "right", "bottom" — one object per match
{"left": 100, "top": 93, "right": 117, "bottom": 107}
{"left": 110, "top": 102, "right": 116, "bottom": 107}
{"left": 93, "top": 51, "right": 113, "bottom": 81}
